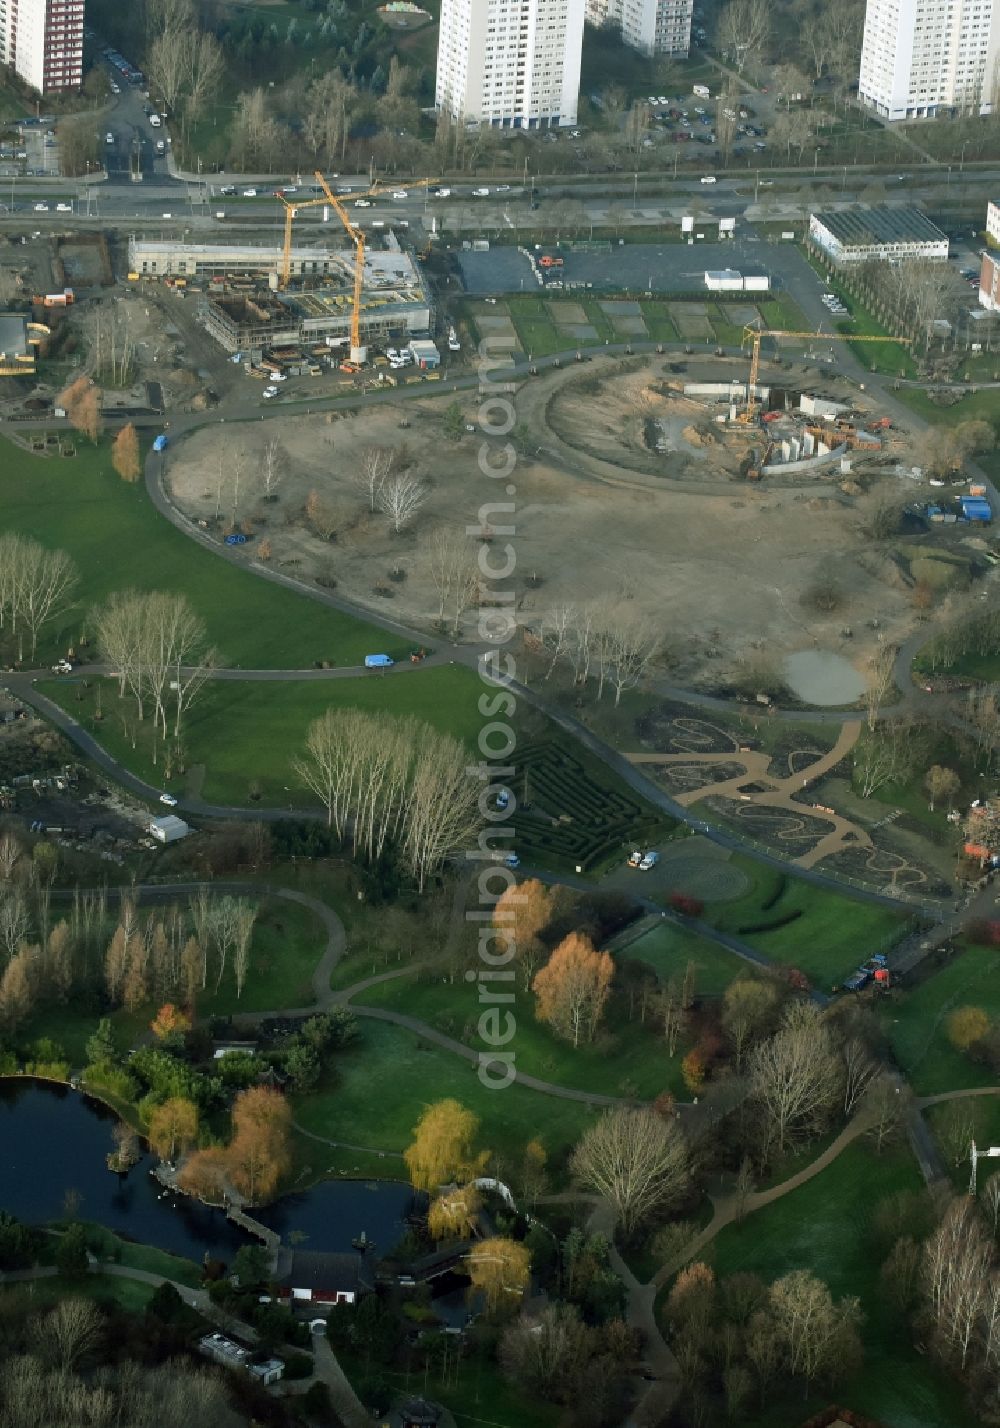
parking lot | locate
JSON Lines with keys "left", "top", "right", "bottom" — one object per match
{"left": 458, "top": 237, "right": 808, "bottom": 296}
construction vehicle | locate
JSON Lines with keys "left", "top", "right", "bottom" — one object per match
{"left": 277, "top": 171, "right": 435, "bottom": 365}
{"left": 740, "top": 325, "right": 912, "bottom": 425}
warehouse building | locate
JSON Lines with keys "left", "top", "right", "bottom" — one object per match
{"left": 808, "top": 206, "right": 949, "bottom": 265}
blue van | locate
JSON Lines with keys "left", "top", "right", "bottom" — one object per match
{"left": 152, "top": 434, "right": 168, "bottom": 452}
{"left": 364, "top": 654, "right": 394, "bottom": 669}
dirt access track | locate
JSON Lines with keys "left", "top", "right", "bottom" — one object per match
{"left": 166, "top": 356, "right": 920, "bottom": 688}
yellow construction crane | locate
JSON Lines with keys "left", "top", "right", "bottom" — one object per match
{"left": 277, "top": 172, "right": 435, "bottom": 362}
{"left": 741, "top": 324, "right": 912, "bottom": 425}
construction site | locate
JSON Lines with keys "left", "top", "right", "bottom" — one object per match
{"left": 127, "top": 236, "right": 432, "bottom": 358}
{"left": 166, "top": 334, "right": 1000, "bottom": 704}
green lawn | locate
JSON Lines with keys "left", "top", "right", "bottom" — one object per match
{"left": 620, "top": 921, "right": 753, "bottom": 995}
{"left": 701, "top": 856, "right": 913, "bottom": 988}
{"left": 84, "top": 1223, "right": 202, "bottom": 1289}
{"left": 801, "top": 249, "right": 916, "bottom": 377}
{"left": 894, "top": 386, "right": 1000, "bottom": 429}
{"left": 704, "top": 1142, "right": 969, "bottom": 1428}
{"left": 195, "top": 896, "right": 327, "bottom": 1018}
{"left": 339, "top": 1346, "right": 562, "bottom": 1428}
{"left": 352, "top": 969, "right": 676, "bottom": 1100}
{"left": 884, "top": 942, "right": 1000, "bottom": 1094}
{"left": 0, "top": 1271, "right": 159, "bottom": 1313}
{"left": 927, "top": 1096, "right": 1000, "bottom": 1189}
{"left": 758, "top": 295, "right": 809, "bottom": 331}
{"left": 293, "top": 1017, "right": 599, "bottom": 1177}
{"left": 0, "top": 436, "right": 395, "bottom": 667}
{"left": 40, "top": 664, "right": 484, "bottom": 806}
{"left": 638, "top": 301, "right": 679, "bottom": 341}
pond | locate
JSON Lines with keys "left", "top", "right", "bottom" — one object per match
{"left": 783, "top": 649, "right": 867, "bottom": 707}
{"left": 0, "top": 1080, "right": 416, "bottom": 1266}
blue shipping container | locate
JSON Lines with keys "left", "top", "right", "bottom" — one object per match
{"left": 961, "top": 497, "right": 992, "bottom": 522}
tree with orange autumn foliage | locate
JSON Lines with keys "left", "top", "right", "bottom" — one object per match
{"left": 227, "top": 1085, "right": 292, "bottom": 1203}
{"left": 532, "top": 933, "right": 613, "bottom": 1048}
{"left": 111, "top": 422, "right": 140, "bottom": 482}
{"left": 493, "top": 877, "right": 554, "bottom": 990}
{"left": 681, "top": 1047, "right": 708, "bottom": 1095}
{"left": 177, "top": 1146, "right": 230, "bottom": 1203}
{"left": 151, "top": 1002, "right": 191, "bottom": 1041}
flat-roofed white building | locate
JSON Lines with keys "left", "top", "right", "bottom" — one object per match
{"left": 809, "top": 206, "right": 949, "bottom": 265}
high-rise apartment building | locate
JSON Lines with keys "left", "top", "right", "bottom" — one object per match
{"left": 2, "top": 0, "right": 84, "bottom": 94}
{"left": 435, "top": 0, "right": 585, "bottom": 128}
{"left": 859, "top": 0, "right": 1000, "bottom": 120}
{"left": 585, "top": 0, "right": 692, "bottom": 58}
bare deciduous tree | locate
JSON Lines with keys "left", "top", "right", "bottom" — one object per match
{"left": 261, "top": 437, "right": 282, "bottom": 502}
{"left": 865, "top": 644, "right": 897, "bottom": 731}
{"left": 376, "top": 472, "right": 429, "bottom": 533}
{"left": 424, "top": 528, "right": 478, "bottom": 634}
{"left": 570, "top": 1105, "right": 689, "bottom": 1234}
{"left": 748, "top": 1001, "right": 842, "bottom": 1156}
{"left": 356, "top": 445, "right": 394, "bottom": 513}
{"left": 717, "top": 0, "right": 771, "bottom": 70}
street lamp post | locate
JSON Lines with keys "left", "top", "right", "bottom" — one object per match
{"left": 632, "top": 170, "right": 638, "bottom": 209}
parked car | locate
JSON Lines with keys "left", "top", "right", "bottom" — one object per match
{"left": 242, "top": 187, "right": 257, "bottom": 197}
{"left": 391, "top": 190, "right": 407, "bottom": 200}
{"left": 472, "top": 186, "right": 490, "bottom": 196}
{"left": 639, "top": 850, "right": 660, "bottom": 870}
{"left": 51, "top": 659, "right": 72, "bottom": 674}
{"left": 627, "top": 850, "right": 643, "bottom": 867}
{"left": 434, "top": 187, "right": 451, "bottom": 197}
{"left": 159, "top": 792, "right": 178, "bottom": 806}
{"left": 33, "top": 202, "right": 48, "bottom": 211}
{"left": 700, "top": 175, "right": 717, "bottom": 184}
{"left": 354, "top": 197, "right": 372, "bottom": 207}
{"left": 364, "top": 653, "right": 394, "bottom": 668}
{"left": 55, "top": 202, "right": 72, "bottom": 212}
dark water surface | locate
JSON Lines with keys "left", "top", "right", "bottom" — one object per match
{"left": 0, "top": 1079, "right": 415, "bottom": 1264}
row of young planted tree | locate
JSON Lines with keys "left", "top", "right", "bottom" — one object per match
{"left": 294, "top": 708, "right": 480, "bottom": 890}
{"left": 0, "top": 863, "right": 262, "bottom": 1041}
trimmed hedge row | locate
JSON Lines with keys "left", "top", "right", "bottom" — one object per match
{"left": 736, "top": 908, "right": 804, "bottom": 936}
{"left": 760, "top": 873, "right": 787, "bottom": 912}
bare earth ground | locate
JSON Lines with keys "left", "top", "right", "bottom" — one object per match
{"left": 167, "top": 359, "right": 922, "bottom": 688}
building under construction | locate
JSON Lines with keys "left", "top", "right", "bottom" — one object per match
{"left": 126, "top": 236, "right": 432, "bottom": 354}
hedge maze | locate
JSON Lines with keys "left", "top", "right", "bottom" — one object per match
{"left": 511, "top": 738, "right": 670, "bottom": 871}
